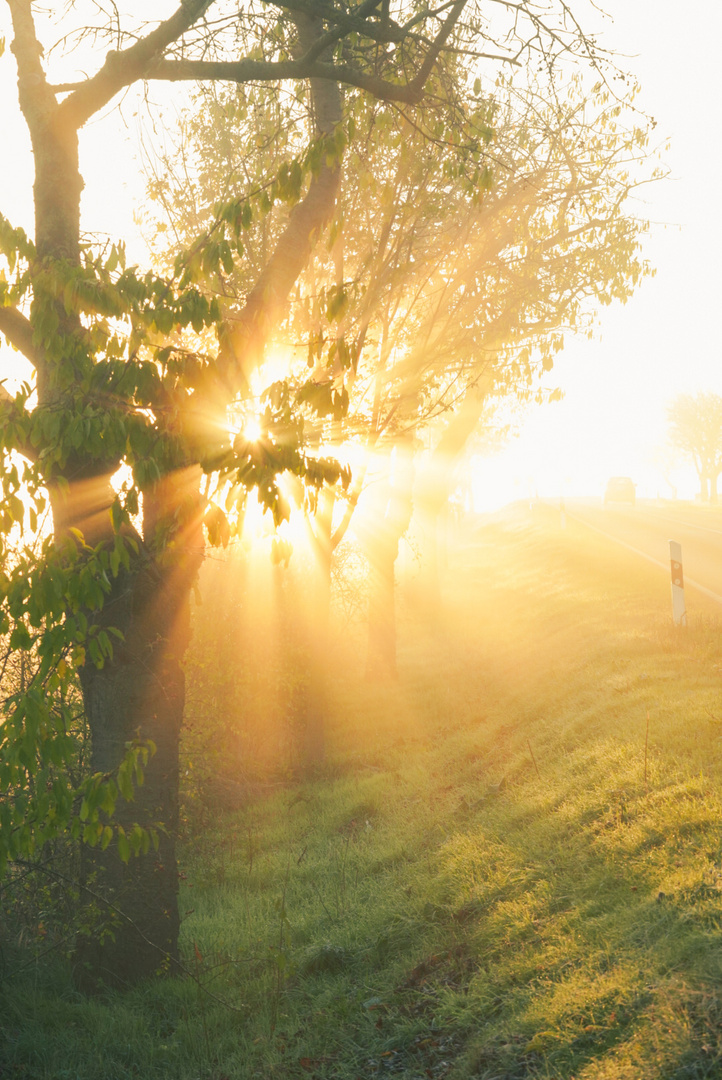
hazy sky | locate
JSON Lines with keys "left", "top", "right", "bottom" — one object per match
{"left": 483, "top": 1, "right": 722, "bottom": 505}
{"left": 1, "top": 2, "right": 720, "bottom": 505}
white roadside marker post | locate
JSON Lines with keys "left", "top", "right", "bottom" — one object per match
{"left": 669, "top": 540, "right": 687, "bottom": 627}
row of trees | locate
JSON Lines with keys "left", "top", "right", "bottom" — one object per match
{"left": 0, "top": 0, "right": 655, "bottom": 990}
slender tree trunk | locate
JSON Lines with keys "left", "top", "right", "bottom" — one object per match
{"left": 364, "top": 444, "right": 414, "bottom": 681}
{"left": 421, "top": 511, "right": 442, "bottom": 615}
{"left": 416, "top": 386, "right": 486, "bottom": 615}
{"left": 299, "top": 488, "right": 334, "bottom": 771}
{"left": 366, "top": 534, "right": 399, "bottom": 679}
{"left": 277, "top": 489, "right": 335, "bottom": 774}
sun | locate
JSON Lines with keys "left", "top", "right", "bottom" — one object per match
{"left": 243, "top": 416, "right": 262, "bottom": 443}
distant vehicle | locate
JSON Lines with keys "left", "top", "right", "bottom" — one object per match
{"left": 604, "top": 476, "right": 636, "bottom": 507}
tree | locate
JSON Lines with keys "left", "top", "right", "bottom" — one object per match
{"left": 668, "top": 392, "right": 722, "bottom": 502}
{"left": 150, "top": 67, "right": 655, "bottom": 681}
{"left": 0, "top": 0, "right": 643, "bottom": 989}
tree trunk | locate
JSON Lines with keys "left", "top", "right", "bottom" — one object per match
{"left": 7, "top": 0, "right": 344, "bottom": 991}
{"left": 418, "top": 506, "right": 443, "bottom": 617}
{"left": 71, "top": 484, "right": 201, "bottom": 990}
{"left": 299, "top": 488, "right": 334, "bottom": 771}
{"left": 364, "top": 444, "right": 414, "bottom": 681}
{"left": 275, "top": 490, "right": 334, "bottom": 775}
{"left": 366, "top": 534, "right": 399, "bottom": 680}
{"left": 417, "top": 504, "right": 451, "bottom": 617}
{"left": 416, "top": 386, "right": 486, "bottom": 615}
{"left": 74, "top": 574, "right": 184, "bottom": 990}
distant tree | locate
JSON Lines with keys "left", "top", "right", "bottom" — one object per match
{"left": 668, "top": 393, "right": 722, "bottom": 502}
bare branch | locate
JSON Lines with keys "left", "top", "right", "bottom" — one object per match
{"left": 406, "top": 0, "right": 466, "bottom": 96}
{"left": 56, "top": 0, "right": 218, "bottom": 129}
{"left": 51, "top": 0, "right": 469, "bottom": 118}
{"left": 218, "top": 9, "right": 344, "bottom": 388}
{"left": 139, "top": 54, "right": 427, "bottom": 104}
{"left": 145, "top": 0, "right": 466, "bottom": 102}
{"left": 292, "top": 0, "right": 386, "bottom": 65}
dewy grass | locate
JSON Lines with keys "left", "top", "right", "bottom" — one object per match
{"left": 3, "top": 505, "right": 722, "bottom": 1078}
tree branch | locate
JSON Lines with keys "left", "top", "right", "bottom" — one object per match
{"left": 147, "top": 0, "right": 467, "bottom": 103}
{"left": 56, "top": 0, "right": 218, "bottom": 129}
{"left": 406, "top": 0, "right": 467, "bottom": 96}
{"left": 217, "top": 9, "right": 344, "bottom": 389}
{"left": 94, "top": 54, "right": 427, "bottom": 105}
{"left": 52, "top": 0, "right": 469, "bottom": 118}
{"left": 0, "top": 305, "right": 39, "bottom": 368}
{"left": 292, "top": 0, "right": 386, "bottom": 65}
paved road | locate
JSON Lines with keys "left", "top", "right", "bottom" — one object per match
{"left": 561, "top": 500, "right": 722, "bottom": 604}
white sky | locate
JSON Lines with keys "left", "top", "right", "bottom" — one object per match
{"left": 1, "top": 2, "right": 721, "bottom": 505}
{"left": 478, "top": 1, "right": 722, "bottom": 506}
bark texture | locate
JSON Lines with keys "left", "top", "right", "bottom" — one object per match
{"left": 65, "top": 464, "right": 204, "bottom": 989}
{"left": 74, "top": 564, "right": 189, "bottom": 990}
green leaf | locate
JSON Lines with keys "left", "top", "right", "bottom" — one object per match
{"left": 10, "top": 623, "right": 32, "bottom": 650}
{"left": 117, "top": 762, "right": 134, "bottom": 802}
{"left": 117, "top": 828, "right": 130, "bottom": 864}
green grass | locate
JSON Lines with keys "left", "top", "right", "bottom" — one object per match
{"left": 3, "top": 504, "right": 722, "bottom": 1079}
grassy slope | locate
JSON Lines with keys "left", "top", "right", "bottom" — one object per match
{"left": 2, "top": 505, "right": 722, "bottom": 1079}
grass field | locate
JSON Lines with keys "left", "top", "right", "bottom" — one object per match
{"left": 2, "top": 504, "right": 722, "bottom": 1079}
